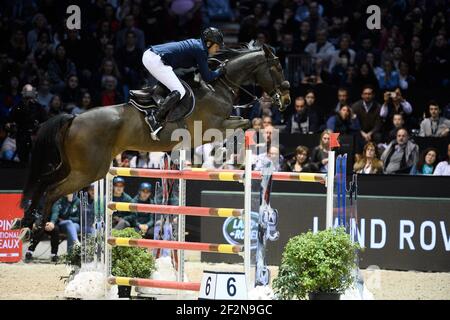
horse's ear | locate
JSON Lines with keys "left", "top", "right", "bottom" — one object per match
{"left": 262, "top": 44, "right": 274, "bottom": 57}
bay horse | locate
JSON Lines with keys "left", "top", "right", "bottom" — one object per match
{"left": 17, "top": 43, "right": 291, "bottom": 236}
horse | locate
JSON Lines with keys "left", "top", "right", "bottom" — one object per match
{"left": 17, "top": 43, "right": 291, "bottom": 237}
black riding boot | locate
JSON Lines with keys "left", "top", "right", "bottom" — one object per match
{"left": 146, "top": 90, "right": 181, "bottom": 140}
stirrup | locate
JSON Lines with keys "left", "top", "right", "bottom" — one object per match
{"left": 150, "top": 126, "right": 162, "bottom": 141}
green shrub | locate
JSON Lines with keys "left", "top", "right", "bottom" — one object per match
{"left": 273, "top": 227, "right": 359, "bottom": 300}
{"left": 111, "top": 228, "right": 156, "bottom": 279}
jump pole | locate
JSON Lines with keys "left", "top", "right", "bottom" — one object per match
{"left": 178, "top": 149, "right": 187, "bottom": 284}
{"left": 325, "top": 150, "right": 335, "bottom": 229}
{"left": 104, "top": 172, "right": 114, "bottom": 296}
{"left": 244, "top": 132, "right": 253, "bottom": 291}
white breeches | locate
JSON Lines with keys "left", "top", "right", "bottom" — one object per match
{"left": 142, "top": 49, "right": 186, "bottom": 98}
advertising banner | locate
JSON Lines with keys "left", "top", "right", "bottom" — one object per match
{"left": 0, "top": 193, "right": 23, "bottom": 263}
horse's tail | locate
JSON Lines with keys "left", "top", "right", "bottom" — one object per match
{"left": 21, "top": 113, "right": 75, "bottom": 211}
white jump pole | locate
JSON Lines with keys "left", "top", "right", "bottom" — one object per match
{"left": 104, "top": 172, "right": 114, "bottom": 296}
{"left": 244, "top": 136, "right": 252, "bottom": 291}
{"left": 177, "top": 149, "right": 186, "bottom": 283}
{"left": 325, "top": 150, "right": 335, "bottom": 229}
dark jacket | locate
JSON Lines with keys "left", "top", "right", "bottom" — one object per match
{"left": 50, "top": 196, "right": 80, "bottom": 224}
{"left": 150, "top": 38, "right": 221, "bottom": 82}
{"left": 284, "top": 107, "right": 320, "bottom": 134}
{"left": 326, "top": 113, "right": 361, "bottom": 134}
{"left": 310, "top": 146, "right": 328, "bottom": 172}
{"left": 283, "top": 158, "right": 318, "bottom": 172}
{"left": 131, "top": 195, "right": 155, "bottom": 228}
{"left": 351, "top": 100, "right": 382, "bottom": 134}
{"left": 112, "top": 192, "right": 133, "bottom": 220}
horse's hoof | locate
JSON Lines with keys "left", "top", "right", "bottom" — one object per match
{"left": 10, "top": 218, "right": 22, "bottom": 230}
{"left": 18, "top": 228, "right": 31, "bottom": 243}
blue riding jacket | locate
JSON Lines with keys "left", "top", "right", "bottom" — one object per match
{"left": 149, "top": 38, "right": 222, "bottom": 82}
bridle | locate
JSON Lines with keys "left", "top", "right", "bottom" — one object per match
{"left": 211, "top": 56, "right": 284, "bottom": 110}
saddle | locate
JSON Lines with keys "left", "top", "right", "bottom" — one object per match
{"left": 129, "top": 79, "right": 195, "bottom": 123}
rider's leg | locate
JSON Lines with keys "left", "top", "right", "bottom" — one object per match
{"left": 142, "top": 49, "right": 186, "bottom": 98}
{"left": 142, "top": 50, "right": 184, "bottom": 138}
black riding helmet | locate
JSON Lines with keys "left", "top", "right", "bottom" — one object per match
{"left": 202, "top": 27, "right": 224, "bottom": 48}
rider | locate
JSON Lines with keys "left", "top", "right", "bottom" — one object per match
{"left": 141, "top": 27, "right": 225, "bottom": 138}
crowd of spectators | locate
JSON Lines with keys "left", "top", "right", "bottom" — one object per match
{"left": 0, "top": 0, "right": 449, "bottom": 176}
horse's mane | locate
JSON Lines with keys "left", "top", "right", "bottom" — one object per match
{"left": 212, "top": 41, "right": 263, "bottom": 61}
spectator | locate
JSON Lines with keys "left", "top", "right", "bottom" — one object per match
{"left": 391, "top": 46, "right": 403, "bottom": 71}
{"left": 36, "top": 79, "right": 53, "bottom": 109}
{"left": 6, "top": 84, "right": 47, "bottom": 164}
{"left": 382, "top": 113, "right": 405, "bottom": 144}
{"left": 0, "top": 76, "right": 21, "bottom": 119}
{"left": 238, "top": 2, "right": 269, "bottom": 43}
{"left": 380, "top": 37, "right": 396, "bottom": 65}
{"left": 353, "top": 142, "right": 383, "bottom": 174}
{"left": 352, "top": 63, "right": 379, "bottom": 99}
{"left": 48, "top": 95, "right": 64, "bottom": 118}
{"left": 433, "top": 144, "right": 450, "bottom": 176}
{"left": 328, "top": 34, "right": 355, "bottom": 72}
{"left": 294, "top": 21, "right": 313, "bottom": 52}
{"left": 116, "top": 14, "right": 145, "bottom": 50}
{"left": 302, "top": 1, "right": 328, "bottom": 34}
{"left": 351, "top": 85, "right": 382, "bottom": 144}
{"left": 381, "top": 128, "right": 419, "bottom": 174}
{"left": 276, "top": 33, "right": 296, "bottom": 67}
{"left": 403, "top": 35, "right": 422, "bottom": 64}
{"left": 72, "top": 92, "right": 93, "bottom": 115}
{"left": 304, "top": 29, "right": 335, "bottom": 70}
{"left": 398, "top": 61, "right": 416, "bottom": 92}
{"left": 410, "top": 148, "right": 438, "bottom": 175}
{"left": 311, "top": 129, "right": 331, "bottom": 173}
{"left": 8, "top": 29, "right": 28, "bottom": 64}
{"left": 419, "top": 102, "right": 450, "bottom": 137}
{"left": 0, "top": 130, "right": 18, "bottom": 162}
{"left": 427, "top": 34, "right": 449, "bottom": 87}
{"left": 24, "top": 199, "right": 60, "bottom": 263}
{"left": 61, "top": 75, "right": 81, "bottom": 108}
{"left": 47, "top": 45, "right": 77, "bottom": 93}
{"left": 49, "top": 193, "right": 81, "bottom": 253}
{"left": 31, "top": 31, "right": 53, "bottom": 69}
{"left": 100, "top": 76, "right": 123, "bottom": 106}
{"left": 130, "top": 151, "right": 151, "bottom": 168}
{"left": 116, "top": 30, "right": 143, "bottom": 90}
{"left": 283, "top": 145, "right": 316, "bottom": 172}
{"left": 262, "top": 115, "right": 273, "bottom": 129}
{"left": 27, "top": 13, "right": 52, "bottom": 50}
{"left": 355, "top": 36, "right": 379, "bottom": 66}
{"left": 252, "top": 117, "right": 263, "bottom": 130}
{"left": 103, "top": 4, "right": 120, "bottom": 33}
{"left": 268, "top": 18, "right": 284, "bottom": 48}
{"left": 93, "top": 58, "right": 122, "bottom": 92}
{"left": 284, "top": 96, "right": 320, "bottom": 134}
{"left": 254, "top": 146, "right": 283, "bottom": 172}
{"left": 410, "top": 50, "right": 428, "bottom": 87}
{"left": 333, "top": 87, "right": 350, "bottom": 113}
{"left": 326, "top": 105, "right": 361, "bottom": 135}
{"left": 130, "top": 182, "right": 155, "bottom": 239}
{"left": 375, "top": 60, "right": 399, "bottom": 91}
{"left": 380, "top": 87, "right": 413, "bottom": 126}
{"left": 112, "top": 177, "right": 134, "bottom": 230}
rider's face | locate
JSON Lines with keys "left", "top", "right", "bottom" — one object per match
{"left": 208, "top": 43, "right": 220, "bottom": 56}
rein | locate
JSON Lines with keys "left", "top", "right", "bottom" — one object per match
{"left": 210, "top": 56, "right": 280, "bottom": 109}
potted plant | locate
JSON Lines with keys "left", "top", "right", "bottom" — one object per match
{"left": 111, "top": 228, "right": 156, "bottom": 298}
{"left": 273, "top": 227, "right": 359, "bottom": 300}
